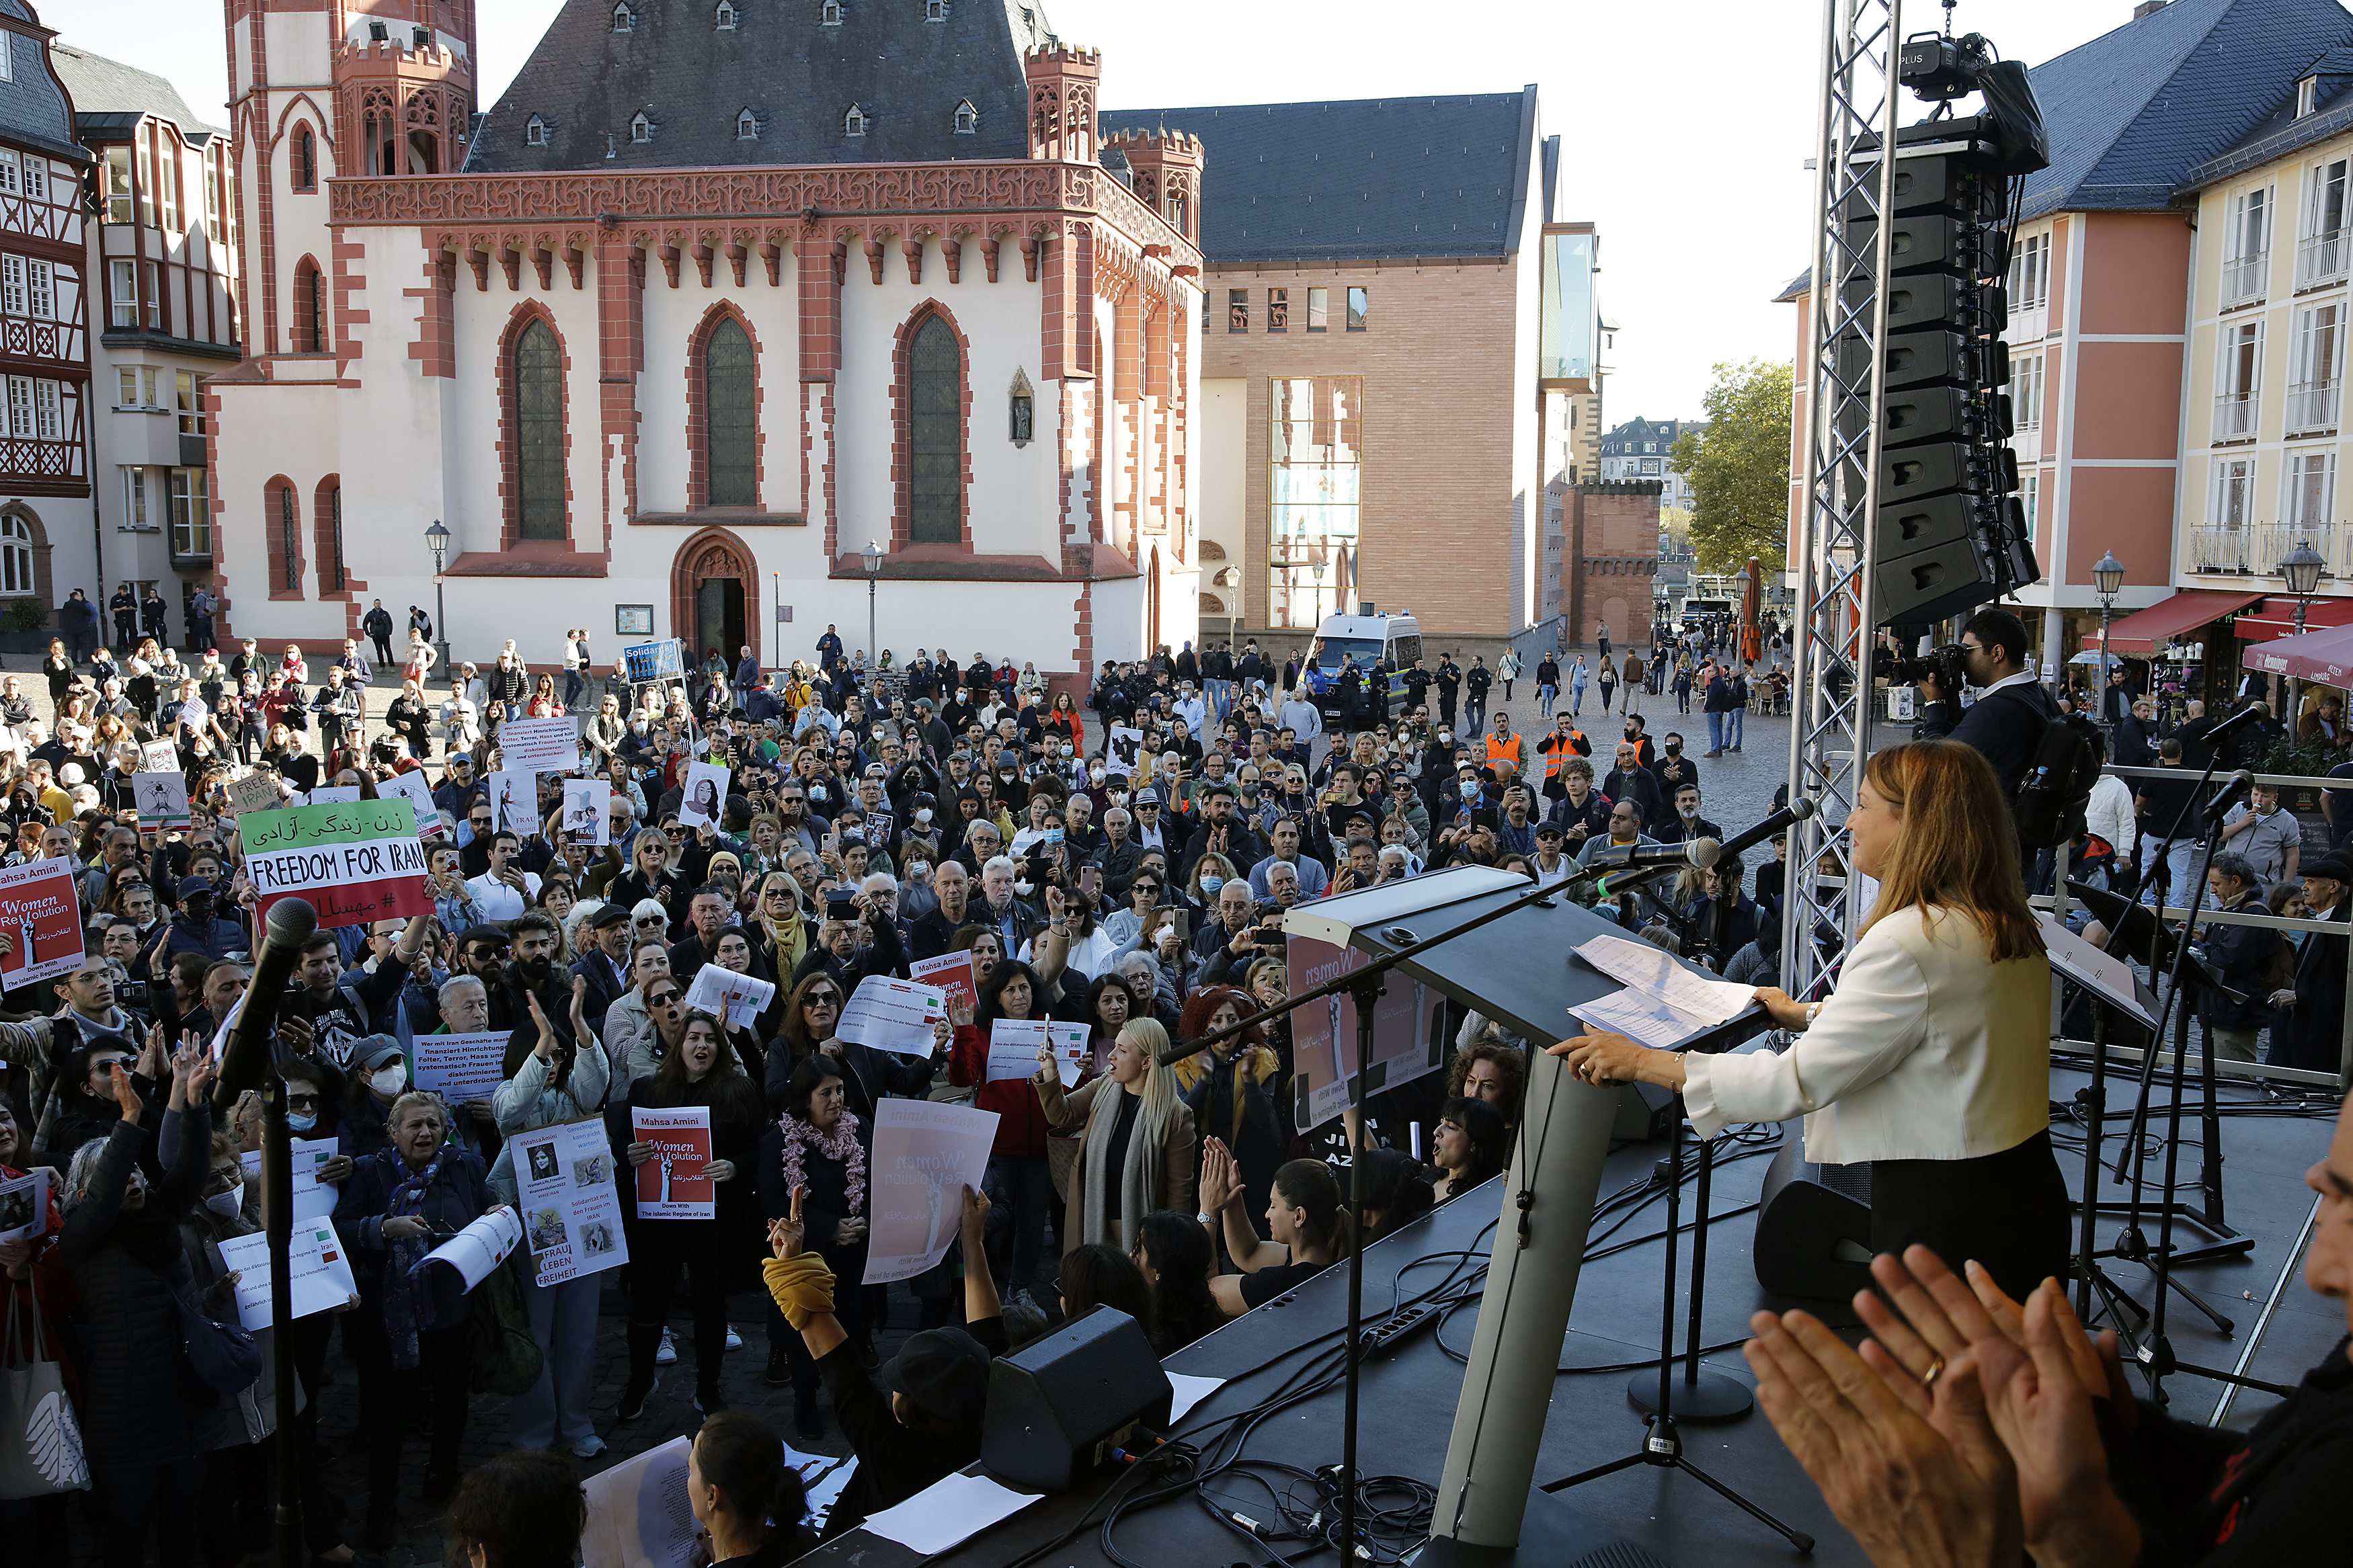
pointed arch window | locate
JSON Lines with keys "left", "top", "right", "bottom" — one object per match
{"left": 275, "top": 483, "right": 302, "bottom": 593}
{"left": 736, "top": 108, "right": 758, "bottom": 141}
{"left": 612, "top": 3, "right": 634, "bottom": 32}
{"left": 631, "top": 112, "right": 653, "bottom": 143}
{"left": 292, "top": 124, "right": 317, "bottom": 191}
{"left": 525, "top": 114, "right": 547, "bottom": 147}
{"left": 512, "top": 319, "right": 567, "bottom": 541}
{"left": 908, "top": 313, "right": 961, "bottom": 544}
{"left": 294, "top": 259, "right": 326, "bottom": 353}
{"left": 953, "top": 99, "right": 978, "bottom": 134}
{"left": 704, "top": 317, "right": 756, "bottom": 507}
{"left": 843, "top": 104, "right": 867, "bottom": 137}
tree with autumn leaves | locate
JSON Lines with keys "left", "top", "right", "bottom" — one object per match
{"left": 1669, "top": 360, "right": 1793, "bottom": 576}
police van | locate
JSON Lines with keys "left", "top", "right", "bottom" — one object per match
{"left": 1305, "top": 608, "right": 1422, "bottom": 721}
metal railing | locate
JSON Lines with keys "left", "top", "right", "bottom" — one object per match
{"left": 2254, "top": 522, "right": 2331, "bottom": 577}
{"left": 2212, "top": 389, "right": 2260, "bottom": 440}
{"left": 2298, "top": 229, "right": 2348, "bottom": 290}
{"left": 2223, "top": 249, "right": 2271, "bottom": 306}
{"left": 2186, "top": 524, "right": 2252, "bottom": 573}
{"left": 2286, "top": 376, "right": 2342, "bottom": 433}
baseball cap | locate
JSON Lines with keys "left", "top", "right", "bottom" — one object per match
{"left": 585, "top": 901, "right": 633, "bottom": 932}
{"left": 1536, "top": 822, "right": 1565, "bottom": 839}
{"left": 348, "top": 1035, "right": 406, "bottom": 1074}
{"left": 876, "top": 1327, "right": 990, "bottom": 1427}
{"left": 449, "top": 753, "right": 473, "bottom": 767}
{"left": 175, "top": 875, "right": 214, "bottom": 901}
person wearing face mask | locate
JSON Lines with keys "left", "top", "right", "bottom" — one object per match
{"left": 331, "top": 1035, "right": 418, "bottom": 1161}
{"left": 1652, "top": 731, "right": 1703, "bottom": 804}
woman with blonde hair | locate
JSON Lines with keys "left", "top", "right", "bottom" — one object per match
{"left": 1033, "top": 1016, "right": 1195, "bottom": 1253}
{"left": 1553, "top": 739, "right": 2066, "bottom": 1298}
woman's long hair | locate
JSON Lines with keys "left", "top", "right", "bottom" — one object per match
{"left": 650, "top": 1008, "right": 764, "bottom": 1128}
{"left": 1273, "top": 1158, "right": 1355, "bottom": 1261}
{"left": 776, "top": 971, "right": 840, "bottom": 1061}
{"left": 1860, "top": 740, "right": 2043, "bottom": 963}
{"left": 1135, "top": 1210, "right": 1222, "bottom": 1354}
{"left": 1177, "top": 985, "right": 1265, "bottom": 1059}
{"left": 1113, "top": 1018, "right": 1183, "bottom": 1161}
{"left": 975, "top": 958, "right": 1045, "bottom": 1024}
{"left": 1439, "top": 1096, "right": 1511, "bottom": 1191}
{"left": 690, "top": 1412, "right": 814, "bottom": 1562}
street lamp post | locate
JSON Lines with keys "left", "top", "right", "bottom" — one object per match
{"left": 1310, "top": 560, "right": 1326, "bottom": 628}
{"left": 2093, "top": 550, "right": 2124, "bottom": 732}
{"left": 424, "top": 520, "right": 451, "bottom": 676}
{"left": 861, "top": 539, "right": 883, "bottom": 672}
{"left": 2282, "top": 539, "right": 2326, "bottom": 729}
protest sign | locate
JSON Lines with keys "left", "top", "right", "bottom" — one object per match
{"left": 836, "top": 975, "right": 947, "bottom": 1056}
{"left": 133, "top": 772, "right": 191, "bottom": 828}
{"left": 0, "top": 856, "right": 89, "bottom": 990}
{"left": 226, "top": 772, "right": 284, "bottom": 817}
{"left": 242, "top": 799, "right": 432, "bottom": 929}
{"left": 983, "top": 1018, "right": 1084, "bottom": 1085}
{"left": 216, "top": 1224, "right": 358, "bottom": 1332}
{"left": 1106, "top": 725, "right": 1144, "bottom": 778}
{"left": 512, "top": 1118, "right": 629, "bottom": 1286}
{"left": 374, "top": 770, "right": 438, "bottom": 835}
{"left": 682, "top": 964, "right": 774, "bottom": 1030}
{"left": 239, "top": 1135, "right": 340, "bottom": 1221}
{"left": 678, "top": 761, "right": 729, "bottom": 829}
{"left": 0, "top": 1167, "right": 46, "bottom": 1242}
{"left": 416, "top": 1206, "right": 522, "bottom": 1292}
{"left": 499, "top": 717, "right": 581, "bottom": 776}
{"left": 631, "top": 1107, "right": 715, "bottom": 1219}
{"left": 485, "top": 770, "right": 536, "bottom": 837}
{"left": 1285, "top": 934, "right": 1439, "bottom": 1130}
{"left": 582, "top": 1436, "right": 699, "bottom": 1568}
{"left": 305, "top": 786, "right": 362, "bottom": 804}
{"left": 863, "top": 1099, "right": 999, "bottom": 1284}
{"left": 909, "top": 950, "right": 976, "bottom": 1018}
{"left": 621, "top": 640, "right": 686, "bottom": 685}
{"left": 138, "top": 740, "right": 179, "bottom": 775}
{"left": 562, "top": 778, "right": 612, "bottom": 845}
{"left": 410, "top": 1030, "right": 511, "bottom": 1106}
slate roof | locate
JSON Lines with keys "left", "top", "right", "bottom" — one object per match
{"left": 1096, "top": 89, "right": 1540, "bottom": 264}
{"left": 49, "top": 42, "right": 224, "bottom": 142}
{"left": 1600, "top": 417, "right": 1702, "bottom": 456}
{"left": 2016, "top": 0, "right": 2353, "bottom": 218}
{"left": 465, "top": 0, "right": 1056, "bottom": 172}
{"left": 0, "top": 3, "right": 87, "bottom": 165}
{"left": 2178, "top": 38, "right": 2353, "bottom": 190}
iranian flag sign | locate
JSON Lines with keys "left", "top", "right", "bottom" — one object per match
{"left": 243, "top": 799, "right": 432, "bottom": 930}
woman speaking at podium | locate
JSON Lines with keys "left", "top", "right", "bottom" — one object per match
{"left": 1552, "top": 739, "right": 2069, "bottom": 1300}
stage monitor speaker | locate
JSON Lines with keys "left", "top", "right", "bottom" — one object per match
{"left": 982, "top": 1307, "right": 1171, "bottom": 1493}
{"left": 1611, "top": 1081, "right": 1676, "bottom": 1143}
{"left": 1753, "top": 1125, "right": 1876, "bottom": 1301}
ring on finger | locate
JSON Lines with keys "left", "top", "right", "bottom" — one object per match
{"left": 1921, "top": 1355, "right": 1946, "bottom": 1390}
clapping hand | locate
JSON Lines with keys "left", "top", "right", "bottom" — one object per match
{"left": 1197, "top": 1137, "right": 1237, "bottom": 1216}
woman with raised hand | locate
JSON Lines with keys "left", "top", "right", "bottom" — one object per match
{"left": 333, "top": 1089, "right": 493, "bottom": 1546}
{"left": 758, "top": 1054, "right": 872, "bottom": 1439}
{"left": 1199, "top": 1145, "right": 1354, "bottom": 1318}
{"left": 1552, "top": 739, "right": 2068, "bottom": 1301}
{"left": 1131, "top": 1208, "right": 1222, "bottom": 1354}
{"left": 1032, "top": 1016, "right": 1195, "bottom": 1256}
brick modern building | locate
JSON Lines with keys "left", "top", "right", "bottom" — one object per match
{"left": 206, "top": 0, "right": 1202, "bottom": 673}
{"left": 1104, "top": 89, "right": 1600, "bottom": 647}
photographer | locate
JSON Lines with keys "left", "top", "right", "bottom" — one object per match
{"left": 1910, "top": 608, "right": 2057, "bottom": 799}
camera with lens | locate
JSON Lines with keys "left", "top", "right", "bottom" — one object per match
{"left": 1872, "top": 641, "right": 1970, "bottom": 696}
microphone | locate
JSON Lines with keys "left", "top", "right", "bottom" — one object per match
{"left": 2200, "top": 770, "right": 2254, "bottom": 827}
{"left": 2204, "top": 703, "right": 2268, "bottom": 743}
{"left": 1714, "top": 796, "right": 1820, "bottom": 863}
{"left": 1583, "top": 838, "right": 1720, "bottom": 874}
{"left": 211, "top": 897, "right": 319, "bottom": 1108}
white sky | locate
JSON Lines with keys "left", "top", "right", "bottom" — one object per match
{"left": 49, "top": 0, "right": 2142, "bottom": 424}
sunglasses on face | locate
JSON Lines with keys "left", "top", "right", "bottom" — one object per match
{"left": 647, "top": 990, "right": 682, "bottom": 1007}
{"left": 804, "top": 991, "right": 840, "bottom": 1007}
{"left": 635, "top": 915, "right": 666, "bottom": 928}
{"left": 284, "top": 1093, "right": 321, "bottom": 1110}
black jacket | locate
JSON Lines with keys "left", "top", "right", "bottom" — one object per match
{"left": 2276, "top": 902, "right": 2349, "bottom": 1072}
{"left": 333, "top": 1143, "right": 492, "bottom": 1331}
{"left": 2200, "top": 892, "right": 2279, "bottom": 1031}
{"left": 1923, "top": 680, "right": 2059, "bottom": 800}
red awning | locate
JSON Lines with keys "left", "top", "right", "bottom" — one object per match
{"left": 2232, "top": 595, "right": 2353, "bottom": 640}
{"left": 2096, "top": 589, "right": 2265, "bottom": 655}
{"left": 2243, "top": 621, "right": 2353, "bottom": 685}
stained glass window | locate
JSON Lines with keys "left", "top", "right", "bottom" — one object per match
{"left": 908, "top": 316, "right": 961, "bottom": 543}
{"left": 514, "top": 319, "right": 566, "bottom": 540}
{"left": 705, "top": 317, "right": 756, "bottom": 507}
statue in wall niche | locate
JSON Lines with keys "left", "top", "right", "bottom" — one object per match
{"left": 1009, "top": 368, "right": 1036, "bottom": 447}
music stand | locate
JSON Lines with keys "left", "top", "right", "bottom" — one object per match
{"left": 1279, "top": 870, "right": 1808, "bottom": 1562}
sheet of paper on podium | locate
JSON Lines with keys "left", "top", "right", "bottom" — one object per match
{"left": 2036, "top": 911, "right": 2157, "bottom": 1026}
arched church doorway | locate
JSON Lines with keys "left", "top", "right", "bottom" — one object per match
{"left": 670, "top": 528, "right": 760, "bottom": 673}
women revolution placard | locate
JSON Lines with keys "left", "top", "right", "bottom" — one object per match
{"left": 631, "top": 1107, "right": 715, "bottom": 1219}
{"left": 242, "top": 799, "right": 432, "bottom": 930}
{"left": 0, "top": 856, "right": 87, "bottom": 989}
{"left": 512, "top": 1118, "right": 628, "bottom": 1286}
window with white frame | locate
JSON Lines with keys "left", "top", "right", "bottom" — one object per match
{"left": 2224, "top": 185, "right": 2274, "bottom": 306}
{"left": 844, "top": 104, "right": 867, "bottom": 136}
{"left": 123, "top": 467, "right": 148, "bottom": 530}
{"left": 2007, "top": 231, "right": 2049, "bottom": 313}
{"left": 202, "top": 155, "right": 218, "bottom": 239}
{"left": 116, "top": 368, "right": 136, "bottom": 407}
{"left": 2284, "top": 449, "right": 2336, "bottom": 533}
{"left": 33, "top": 382, "right": 57, "bottom": 442}
{"left": 20, "top": 159, "right": 42, "bottom": 204}
{"left": 168, "top": 468, "right": 208, "bottom": 559}
{"left": 0, "top": 149, "right": 19, "bottom": 199}
{"left": 176, "top": 371, "right": 202, "bottom": 436}
{"left": 142, "top": 261, "right": 159, "bottom": 329}
{"left": 953, "top": 100, "right": 977, "bottom": 134}
{"left": 612, "top": 3, "right": 633, "bottom": 32}
{"left": 630, "top": 112, "right": 652, "bottom": 142}
{"left": 141, "top": 367, "right": 158, "bottom": 407}
{"left": 525, "top": 115, "right": 548, "bottom": 147}
{"left": 2013, "top": 351, "right": 2044, "bottom": 429}
{"left": 25, "top": 259, "right": 50, "bottom": 322}
{"left": 2302, "top": 158, "right": 2349, "bottom": 289}
{"left": 2022, "top": 471, "right": 2040, "bottom": 539}
{"left": 2299, "top": 75, "right": 2319, "bottom": 119}
{"left": 821, "top": 1, "right": 844, "bottom": 24}
{"left": 0, "top": 257, "right": 21, "bottom": 318}
{"left": 157, "top": 139, "right": 179, "bottom": 233}
{"left": 926, "top": 0, "right": 947, "bottom": 17}
{"left": 109, "top": 258, "right": 134, "bottom": 328}
{"left": 5, "top": 378, "right": 29, "bottom": 439}
{"left": 716, "top": 0, "right": 737, "bottom": 25}
{"left": 0, "top": 32, "right": 15, "bottom": 83}
{"left": 736, "top": 108, "right": 758, "bottom": 140}
{"left": 2210, "top": 456, "right": 2256, "bottom": 533}
{"left": 0, "top": 518, "right": 32, "bottom": 600}
{"left": 2215, "top": 319, "right": 2263, "bottom": 440}
{"left": 2289, "top": 302, "right": 2346, "bottom": 431}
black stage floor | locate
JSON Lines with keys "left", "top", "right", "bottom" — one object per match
{"left": 795, "top": 1065, "right": 2342, "bottom": 1568}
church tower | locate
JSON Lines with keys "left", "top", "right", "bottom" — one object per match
{"left": 224, "top": 0, "right": 475, "bottom": 359}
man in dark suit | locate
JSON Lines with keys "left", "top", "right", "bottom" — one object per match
{"left": 2271, "top": 851, "right": 2352, "bottom": 1072}
{"left": 1915, "top": 608, "right": 2057, "bottom": 799}
{"left": 571, "top": 901, "right": 635, "bottom": 1034}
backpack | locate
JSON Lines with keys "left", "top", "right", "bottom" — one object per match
{"left": 2005, "top": 689, "right": 2102, "bottom": 850}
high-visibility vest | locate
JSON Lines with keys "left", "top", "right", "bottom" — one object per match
{"left": 1543, "top": 731, "right": 1587, "bottom": 781}
{"left": 1486, "top": 731, "right": 1523, "bottom": 774}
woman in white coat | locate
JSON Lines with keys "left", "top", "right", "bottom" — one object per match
{"left": 1552, "top": 739, "right": 2069, "bottom": 1300}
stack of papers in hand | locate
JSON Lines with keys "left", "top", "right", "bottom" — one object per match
{"left": 1568, "top": 932, "right": 1757, "bottom": 1050}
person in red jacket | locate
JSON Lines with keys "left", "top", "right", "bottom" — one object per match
{"left": 947, "top": 957, "right": 1059, "bottom": 1313}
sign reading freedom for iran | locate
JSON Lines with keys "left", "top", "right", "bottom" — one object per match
{"left": 243, "top": 800, "right": 432, "bottom": 929}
